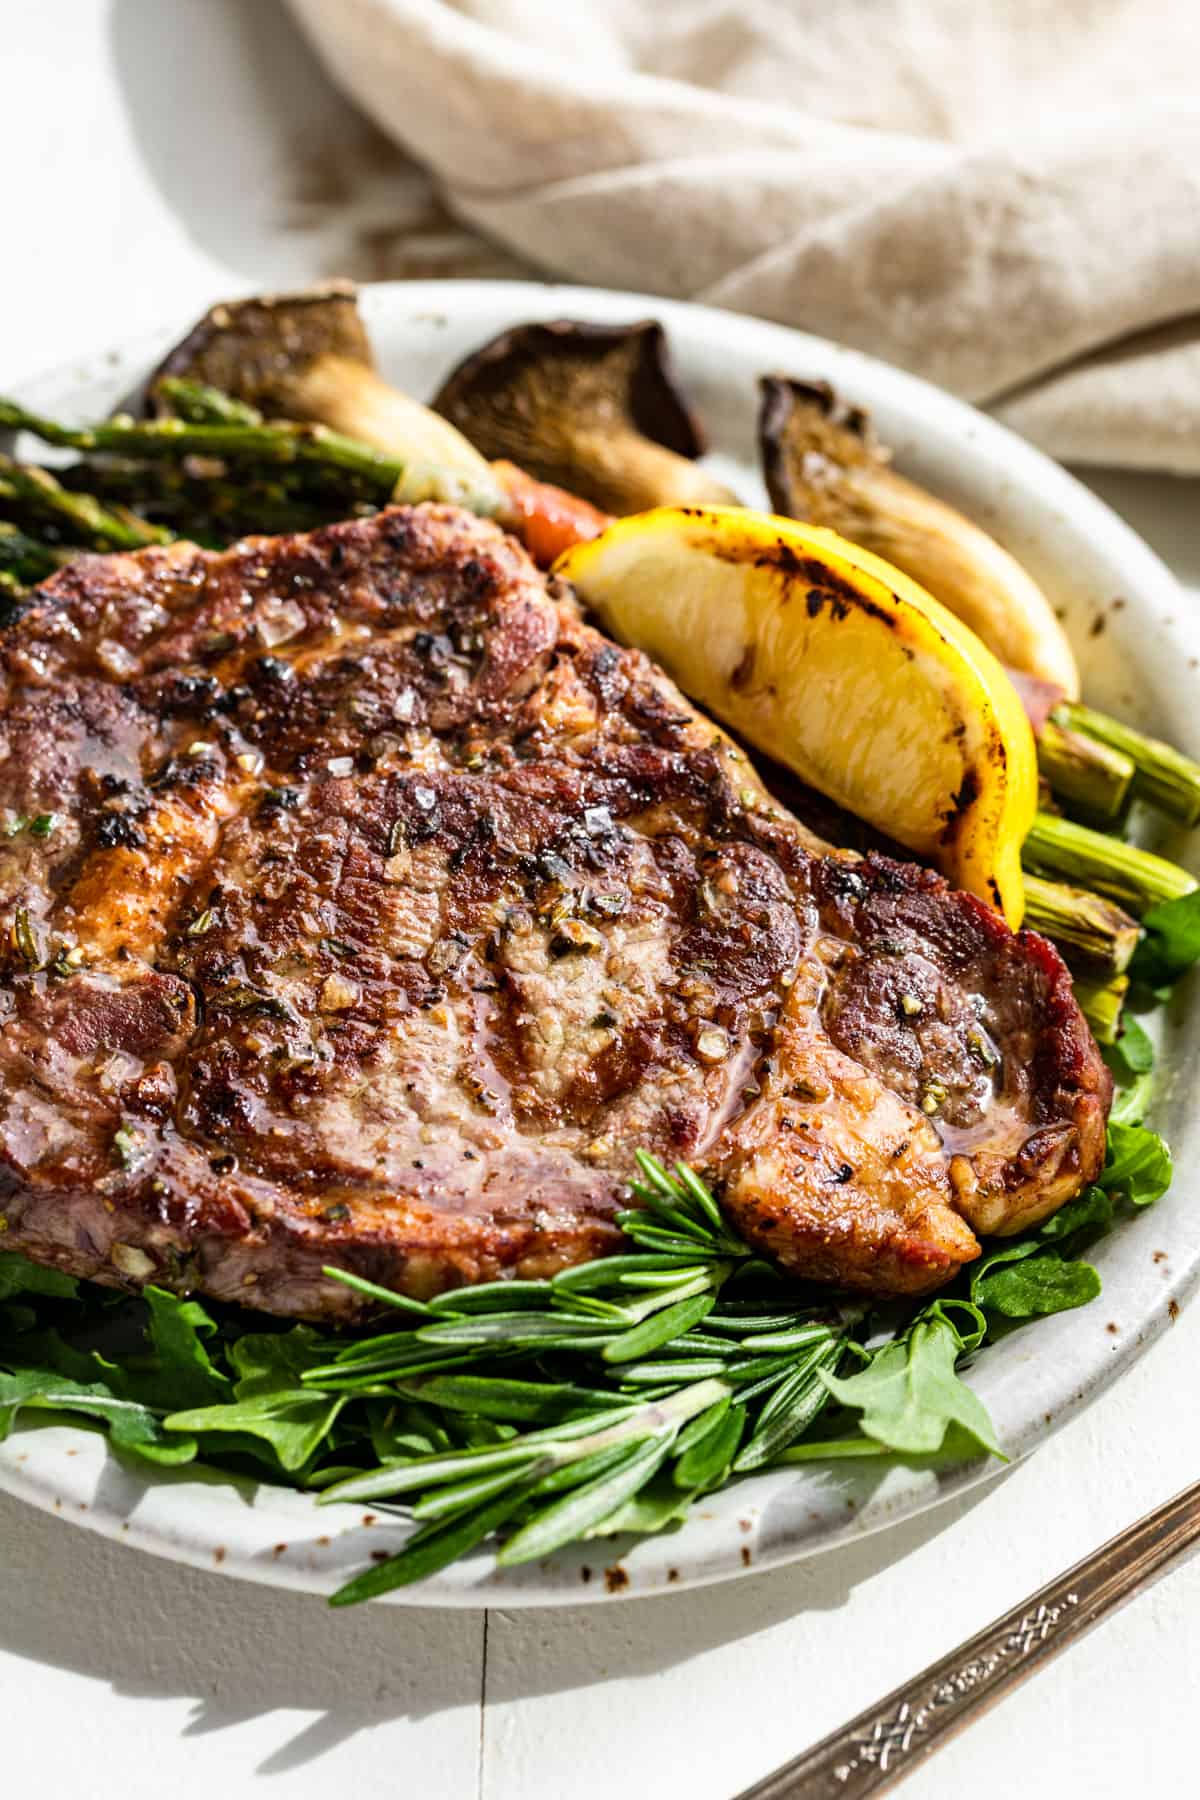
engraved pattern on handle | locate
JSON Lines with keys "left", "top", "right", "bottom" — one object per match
{"left": 736, "top": 1479, "right": 1200, "bottom": 1800}
{"left": 826, "top": 1593, "right": 1081, "bottom": 1787}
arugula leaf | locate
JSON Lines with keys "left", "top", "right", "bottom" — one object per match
{"left": 818, "top": 1305, "right": 1001, "bottom": 1459}
{"left": 225, "top": 1326, "right": 330, "bottom": 1387}
{"left": 967, "top": 1177, "right": 1110, "bottom": 1323}
{"left": 1037, "top": 1184, "right": 1114, "bottom": 1242}
{"left": 0, "top": 1251, "right": 79, "bottom": 1303}
{"left": 1103, "top": 1016, "right": 1156, "bottom": 1129}
{"left": 968, "top": 1238, "right": 1035, "bottom": 1286}
{"left": 165, "top": 1327, "right": 344, "bottom": 1470}
{"left": 972, "top": 1254, "right": 1100, "bottom": 1318}
{"left": 1130, "top": 889, "right": 1200, "bottom": 989}
{"left": 164, "top": 1391, "right": 345, "bottom": 1471}
{"left": 0, "top": 1368, "right": 196, "bottom": 1465}
{"left": 933, "top": 1296, "right": 988, "bottom": 1352}
{"left": 1109, "top": 1073, "right": 1154, "bottom": 1127}
{"left": 964, "top": 1137, "right": 1163, "bottom": 1331}
{"left": 137, "top": 1288, "right": 230, "bottom": 1411}
{"left": 1103, "top": 1121, "right": 1173, "bottom": 1206}
{"left": 1105, "top": 1014, "right": 1154, "bottom": 1083}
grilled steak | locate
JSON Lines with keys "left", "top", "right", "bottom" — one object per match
{"left": 0, "top": 505, "right": 1109, "bottom": 1319}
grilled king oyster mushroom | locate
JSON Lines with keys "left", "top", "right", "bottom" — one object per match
{"left": 433, "top": 318, "right": 739, "bottom": 515}
{"left": 147, "top": 281, "right": 498, "bottom": 489}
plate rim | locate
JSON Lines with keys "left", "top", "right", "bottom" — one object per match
{"left": 1, "top": 276, "right": 1195, "bottom": 1608}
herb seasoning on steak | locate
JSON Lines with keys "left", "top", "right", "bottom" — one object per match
{"left": 0, "top": 506, "right": 1110, "bottom": 1319}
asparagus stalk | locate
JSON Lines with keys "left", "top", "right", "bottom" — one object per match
{"left": 1021, "top": 874, "right": 1140, "bottom": 976}
{"left": 1035, "top": 717, "right": 1133, "bottom": 824}
{"left": 1073, "top": 973, "right": 1129, "bottom": 1045}
{"left": 0, "top": 398, "right": 404, "bottom": 480}
{"left": 57, "top": 451, "right": 371, "bottom": 513}
{"left": 62, "top": 461, "right": 362, "bottom": 547}
{"left": 155, "top": 376, "right": 263, "bottom": 427}
{"left": 0, "top": 522, "right": 68, "bottom": 586}
{"left": 0, "top": 398, "right": 506, "bottom": 517}
{"left": 1022, "top": 812, "right": 1197, "bottom": 915}
{"left": 0, "top": 454, "right": 172, "bottom": 550}
{"left": 1054, "top": 701, "right": 1200, "bottom": 828}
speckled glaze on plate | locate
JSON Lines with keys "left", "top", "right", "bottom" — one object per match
{"left": 0, "top": 282, "right": 1195, "bottom": 1606}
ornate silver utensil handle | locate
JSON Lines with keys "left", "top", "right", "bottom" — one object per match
{"left": 736, "top": 1478, "right": 1200, "bottom": 1799}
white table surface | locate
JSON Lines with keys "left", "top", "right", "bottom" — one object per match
{"left": 3, "top": 5, "right": 1199, "bottom": 1797}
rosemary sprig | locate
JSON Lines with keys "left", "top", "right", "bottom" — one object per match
{"left": 306, "top": 1154, "right": 859, "bottom": 1602}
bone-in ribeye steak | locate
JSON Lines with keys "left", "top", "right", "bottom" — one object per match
{"left": 0, "top": 505, "right": 1110, "bottom": 1319}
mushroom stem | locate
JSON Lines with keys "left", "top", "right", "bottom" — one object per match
{"left": 509, "top": 420, "right": 734, "bottom": 514}
{"left": 286, "top": 354, "right": 499, "bottom": 485}
{"left": 147, "top": 283, "right": 500, "bottom": 493}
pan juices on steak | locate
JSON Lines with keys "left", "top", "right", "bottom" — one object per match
{"left": 0, "top": 505, "right": 1109, "bottom": 1319}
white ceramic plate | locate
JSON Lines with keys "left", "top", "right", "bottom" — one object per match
{"left": 1, "top": 282, "right": 1196, "bottom": 1606}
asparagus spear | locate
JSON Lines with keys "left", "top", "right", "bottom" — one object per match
{"left": 0, "top": 454, "right": 172, "bottom": 550}
{"left": 1035, "top": 717, "right": 1133, "bottom": 824}
{"left": 154, "top": 377, "right": 263, "bottom": 427}
{"left": 0, "top": 522, "right": 68, "bottom": 586}
{"left": 1073, "top": 973, "right": 1129, "bottom": 1045}
{"left": 0, "top": 395, "right": 400, "bottom": 474}
{"left": 56, "top": 449, "right": 377, "bottom": 513}
{"left": 0, "top": 398, "right": 506, "bottom": 516}
{"left": 1054, "top": 701, "right": 1200, "bottom": 828}
{"left": 1022, "top": 812, "right": 1197, "bottom": 914}
{"left": 58, "top": 459, "right": 364, "bottom": 547}
{"left": 1021, "top": 874, "right": 1140, "bottom": 976}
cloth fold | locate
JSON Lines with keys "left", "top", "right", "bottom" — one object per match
{"left": 288, "top": 0, "right": 1200, "bottom": 472}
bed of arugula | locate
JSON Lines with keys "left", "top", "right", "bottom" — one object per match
{"left": 0, "top": 891, "right": 1191, "bottom": 1605}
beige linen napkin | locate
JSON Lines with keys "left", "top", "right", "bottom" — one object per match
{"left": 288, "top": 0, "right": 1200, "bottom": 472}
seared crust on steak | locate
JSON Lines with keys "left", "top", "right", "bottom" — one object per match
{"left": 0, "top": 506, "right": 1110, "bottom": 1319}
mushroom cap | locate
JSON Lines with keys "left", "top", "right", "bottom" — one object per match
{"left": 433, "top": 317, "right": 708, "bottom": 458}
{"left": 146, "top": 282, "right": 373, "bottom": 416}
{"left": 432, "top": 319, "right": 723, "bottom": 513}
{"left": 758, "top": 375, "right": 886, "bottom": 517}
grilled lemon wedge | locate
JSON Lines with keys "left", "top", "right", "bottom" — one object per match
{"left": 557, "top": 505, "right": 1038, "bottom": 927}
